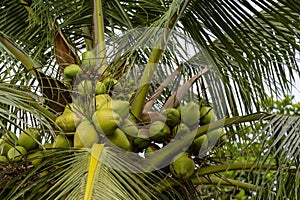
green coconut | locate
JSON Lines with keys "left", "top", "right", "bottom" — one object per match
{"left": 134, "top": 129, "right": 151, "bottom": 149}
{"left": 172, "top": 123, "right": 190, "bottom": 137}
{"left": 64, "top": 64, "right": 82, "bottom": 78}
{"left": 0, "top": 138, "right": 13, "bottom": 156}
{"left": 82, "top": 51, "right": 96, "bottom": 68}
{"left": 107, "top": 128, "right": 132, "bottom": 151}
{"left": 95, "top": 81, "right": 107, "bottom": 95}
{"left": 0, "top": 132, "right": 18, "bottom": 155}
{"left": 63, "top": 103, "right": 74, "bottom": 115}
{"left": 170, "top": 152, "right": 195, "bottom": 180}
{"left": 95, "top": 94, "right": 112, "bottom": 110}
{"left": 181, "top": 102, "right": 200, "bottom": 126}
{"left": 7, "top": 146, "right": 27, "bottom": 162}
{"left": 52, "top": 135, "right": 72, "bottom": 148}
{"left": 62, "top": 104, "right": 82, "bottom": 124}
{"left": 162, "top": 108, "right": 181, "bottom": 127}
{"left": 200, "top": 106, "right": 216, "bottom": 124}
{"left": 103, "top": 77, "right": 118, "bottom": 88}
{"left": 191, "top": 134, "right": 208, "bottom": 156}
{"left": 92, "top": 109, "right": 122, "bottom": 135}
{"left": 18, "top": 128, "right": 41, "bottom": 151}
{"left": 27, "top": 151, "right": 43, "bottom": 166}
{"left": 148, "top": 121, "right": 171, "bottom": 143}
{"left": 0, "top": 155, "right": 8, "bottom": 163}
{"left": 75, "top": 120, "right": 99, "bottom": 148}
{"left": 55, "top": 113, "right": 77, "bottom": 132}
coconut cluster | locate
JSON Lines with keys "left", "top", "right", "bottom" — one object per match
{"left": 55, "top": 96, "right": 225, "bottom": 180}
{"left": 53, "top": 51, "right": 228, "bottom": 180}
{"left": 0, "top": 128, "right": 68, "bottom": 166}
{"left": 4, "top": 51, "right": 228, "bottom": 182}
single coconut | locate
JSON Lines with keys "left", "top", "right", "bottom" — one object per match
{"left": 191, "top": 134, "right": 208, "bottom": 156}
{"left": 95, "top": 94, "right": 112, "bottom": 110}
{"left": 162, "top": 108, "right": 180, "bottom": 127}
{"left": 95, "top": 81, "right": 107, "bottom": 95}
{"left": 107, "top": 128, "right": 132, "bottom": 151}
{"left": 7, "top": 146, "right": 27, "bottom": 162}
{"left": 92, "top": 109, "right": 122, "bottom": 135}
{"left": 62, "top": 103, "right": 82, "bottom": 125}
{"left": 82, "top": 51, "right": 96, "bottom": 68}
{"left": 170, "top": 152, "right": 195, "bottom": 180}
{"left": 55, "top": 113, "right": 77, "bottom": 132}
{"left": 0, "top": 132, "right": 18, "bottom": 155}
{"left": 0, "top": 138, "right": 13, "bottom": 156}
{"left": 181, "top": 102, "right": 200, "bottom": 126}
{"left": 64, "top": 64, "right": 82, "bottom": 78}
{"left": 148, "top": 121, "right": 171, "bottom": 143}
{"left": 27, "top": 151, "right": 43, "bottom": 166}
{"left": 103, "top": 78, "right": 118, "bottom": 88}
{"left": 18, "top": 128, "right": 41, "bottom": 151}
{"left": 52, "top": 135, "right": 72, "bottom": 148}
{"left": 75, "top": 120, "right": 99, "bottom": 147}
{"left": 0, "top": 155, "right": 8, "bottom": 163}
{"left": 200, "top": 106, "right": 216, "bottom": 124}
{"left": 172, "top": 123, "right": 190, "bottom": 137}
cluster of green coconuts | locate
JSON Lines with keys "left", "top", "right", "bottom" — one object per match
{"left": 0, "top": 128, "right": 66, "bottom": 166}
{"left": 0, "top": 51, "right": 226, "bottom": 182}
{"left": 56, "top": 51, "right": 226, "bottom": 180}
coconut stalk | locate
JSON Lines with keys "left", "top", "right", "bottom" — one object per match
{"left": 94, "top": 0, "right": 107, "bottom": 73}
{"left": 158, "top": 175, "right": 262, "bottom": 193}
{"left": 82, "top": 26, "right": 93, "bottom": 51}
{"left": 130, "top": 13, "right": 182, "bottom": 120}
{"left": 157, "top": 162, "right": 276, "bottom": 193}
{"left": 130, "top": 0, "right": 197, "bottom": 120}
{"left": 195, "top": 112, "right": 269, "bottom": 138}
{"left": 130, "top": 45, "right": 166, "bottom": 121}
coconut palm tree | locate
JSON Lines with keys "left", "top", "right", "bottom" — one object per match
{"left": 0, "top": 0, "right": 299, "bottom": 199}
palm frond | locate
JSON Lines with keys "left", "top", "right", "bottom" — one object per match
{"left": 254, "top": 115, "right": 300, "bottom": 199}
{"left": 180, "top": 0, "right": 300, "bottom": 115}
{"left": 2, "top": 146, "right": 186, "bottom": 199}
{"left": 0, "top": 84, "right": 55, "bottom": 136}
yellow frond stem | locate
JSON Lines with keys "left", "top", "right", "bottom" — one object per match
{"left": 84, "top": 143, "right": 105, "bottom": 200}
